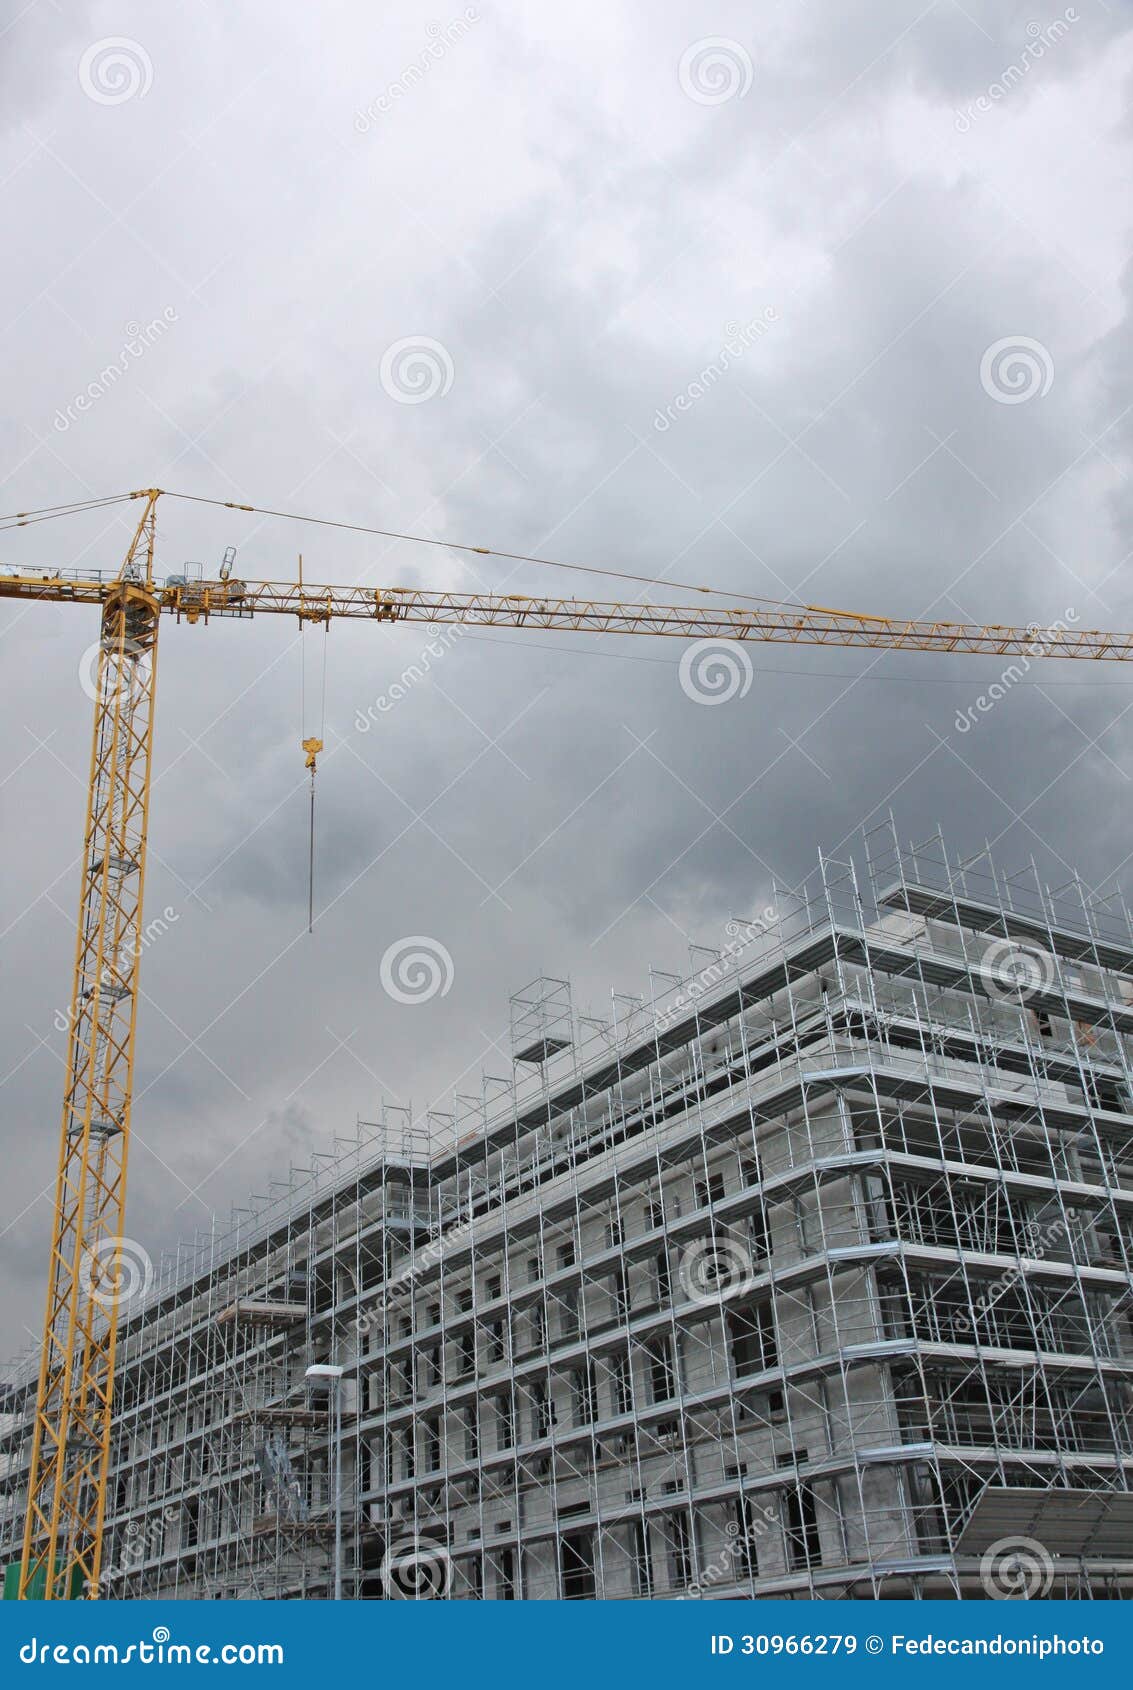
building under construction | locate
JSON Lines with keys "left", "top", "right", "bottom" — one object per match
{"left": 2, "top": 823, "right": 1133, "bottom": 1600}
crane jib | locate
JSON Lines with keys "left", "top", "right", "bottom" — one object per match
{"left": 2, "top": 569, "right": 1132, "bottom": 657}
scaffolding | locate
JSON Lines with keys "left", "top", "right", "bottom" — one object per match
{"left": 2, "top": 819, "right": 1133, "bottom": 1599}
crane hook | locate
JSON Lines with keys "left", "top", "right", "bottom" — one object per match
{"left": 301, "top": 738, "right": 323, "bottom": 934}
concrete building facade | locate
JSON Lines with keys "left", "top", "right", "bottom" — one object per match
{"left": 3, "top": 825, "right": 1132, "bottom": 1599}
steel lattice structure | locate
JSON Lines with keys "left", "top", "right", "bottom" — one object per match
{"left": 17, "top": 496, "right": 161, "bottom": 1599}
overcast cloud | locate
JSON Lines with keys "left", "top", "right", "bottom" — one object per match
{"left": 2, "top": 0, "right": 1133, "bottom": 1362}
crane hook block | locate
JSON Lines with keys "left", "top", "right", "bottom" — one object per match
{"left": 302, "top": 736, "right": 323, "bottom": 773}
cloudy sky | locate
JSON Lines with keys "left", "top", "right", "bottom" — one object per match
{"left": 2, "top": 0, "right": 1132, "bottom": 1362}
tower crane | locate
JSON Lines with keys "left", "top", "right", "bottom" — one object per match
{"left": 2, "top": 485, "right": 1132, "bottom": 1601}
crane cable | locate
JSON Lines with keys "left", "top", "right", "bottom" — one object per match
{"left": 301, "top": 635, "right": 328, "bottom": 939}
{"left": 299, "top": 572, "right": 328, "bottom": 934}
{"left": 0, "top": 493, "right": 139, "bottom": 532}
{"left": 0, "top": 484, "right": 819, "bottom": 609}
{"left": 158, "top": 487, "right": 811, "bottom": 611}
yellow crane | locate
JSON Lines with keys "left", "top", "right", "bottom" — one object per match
{"left": 3, "top": 485, "right": 1131, "bottom": 1601}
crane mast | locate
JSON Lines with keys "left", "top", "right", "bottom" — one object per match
{"left": 3, "top": 485, "right": 1132, "bottom": 1598}
{"left": 18, "top": 494, "right": 161, "bottom": 1600}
